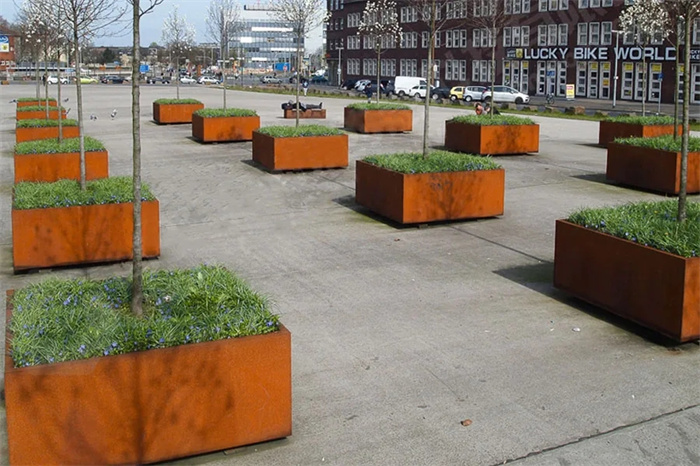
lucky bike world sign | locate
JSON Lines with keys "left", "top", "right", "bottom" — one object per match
{"left": 507, "top": 46, "right": 678, "bottom": 61}
{"left": 0, "top": 35, "right": 9, "bottom": 53}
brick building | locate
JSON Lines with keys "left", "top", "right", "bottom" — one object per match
{"left": 326, "top": 0, "right": 700, "bottom": 104}
{"left": 0, "top": 31, "right": 18, "bottom": 77}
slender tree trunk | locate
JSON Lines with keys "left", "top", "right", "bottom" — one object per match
{"left": 223, "top": 44, "right": 227, "bottom": 109}
{"left": 44, "top": 58, "right": 49, "bottom": 119}
{"left": 489, "top": 30, "right": 496, "bottom": 118}
{"left": 131, "top": 0, "right": 144, "bottom": 316}
{"left": 73, "top": 27, "right": 86, "bottom": 190}
{"left": 176, "top": 56, "right": 181, "bottom": 99}
{"left": 376, "top": 46, "right": 381, "bottom": 103}
{"left": 57, "top": 51, "right": 63, "bottom": 144}
{"left": 678, "top": 16, "right": 691, "bottom": 222}
{"left": 295, "top": 35, "right": 301, "bottom": 127}
{"left": 35, "top": 64, "right": 40, "bottom": 99}
{"left": 422, "top": 9, "right": 435, "bottom": 159}
{"left": 673, "top": 30, "right": 680, "bottom": 138}
{"left": 641, "top": 51, "right": 647, "bottom": 116}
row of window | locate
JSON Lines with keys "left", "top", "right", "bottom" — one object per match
{"left": 346, "top": 56, "right": 497, "bottom": 85}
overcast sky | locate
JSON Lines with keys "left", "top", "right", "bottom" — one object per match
{"left": 0, "top": 0, "right": 324, "bottom": 52}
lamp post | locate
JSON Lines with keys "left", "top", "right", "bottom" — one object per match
{"left": 337, "top": 46, "right": 343, "bottom": 86}
{"left": 612, "top": 29, "right": 622, "bottom": 108}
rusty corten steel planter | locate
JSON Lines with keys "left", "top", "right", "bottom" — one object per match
{"left": 12, "top": 200, "right": 160, "bottom": 271}
{"left": 252, "top": 132, "right": 348, "bottom": 171}
{"left": 4, "top": 296, "right": 292, "bottom": 465}
{"left": 153, "top": 102, "right": 204, "bottom": 124}
{"left": 343, "top": 108, "right": 412, "bottom": 133}
{"left": 15, "top": 125, "right": 79, "bottom": 143}
{"left": 355, "top": 160, "right": 504, "bottom": 224}
{"left": 14, "top": 150, "right": 109, "bottom": 183}
{"left": 192, "top": 114, "right": 260, "bottom": 142}
{"left": 16, "top": 100, "right": 58, "bottom": 108}
{"left": 598, "top": 121, "right": 681, "bottom": 147}
{"left": 606, "top": 143, "right": 700, "bottom": 195}
{"left": 283, "top": 108, "right": 326, "bottom": 119}
{"left": 444, "top": 121, "right": 540, "bottom": 155}
{"left": 16, "top": 109, "right": 66, "bottom": 120}
{"left": 554, "top": 220, "right": 700, "bottom": 343}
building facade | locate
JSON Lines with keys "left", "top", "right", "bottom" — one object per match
{"left": 0, "top": 32, "right": 18, "bottom": 78}
{"left": 326, "top": 0, "right": 700, "bottom": 103}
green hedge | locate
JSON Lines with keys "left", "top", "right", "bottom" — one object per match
{"left": 13, "top": 177, "right": 156, "bottom": 210}
{"left": 17, "top": 97, "right": 56, "bottom": 102}
{"left": 568, "top": 200, "right": 700, "bottom": 257}
{"left": 194, "top": 108, "right": 257, "bottom": 118}
{"left": 449, "top": 115, "right": 535, "bottom": 126}
{"left": 16, "top": 105, "right": 66, "bottom": 112}
{"left": 17, "top": 118, "right": 78, "bottom": 128}
{"left": 256, "top": 125, "right": 344, "bottom": 137}
{"left": 613, "top": 134, "right": 700, "bottom": 152}
{"left": 9, "top": 264, "right": 279, "bottom": 367}
{"left": 154, "top": 98, "right": 203, "bottom": 104}
{"left": 362, "top": 150, "right": 501, "bottom": 174}
{"left": 603, "top": 115, "right": 674, "bottom": 125}
{"left": 14, "top": 137, "right": 105, "bottom": 155}
{"left": 347, "top": 102, "right": 411, "bottom": 111}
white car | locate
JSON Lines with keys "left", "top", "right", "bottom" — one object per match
{"left": 481, "top": 86, "right": 530, "bottom": 104}
{"left": 354, "top": 79, "right": 371, "bottom": 91}
{"left": 408, "top": 84, "right": 434, "bottom": 99}
{"left": 47, "top": 75, "right": 69, "bottom": 84}
{"left": 180, "top": 76, "right": 196, "bottom": 84}
{"left": 198, "top": 76, "right": 220, "bottom": 84}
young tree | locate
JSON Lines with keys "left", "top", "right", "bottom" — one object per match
{"left": 206, "top": 0, "right": 242, "bottom": 109}
{"left": 127, "top": 0, "right": 166, "bottom": 316}
{"left": 358, "top": 0, "right": 401, "bottom": 104}
{"left": 161, "top": 6, "right": 196, "bottom": 100}
{"left": 271, "top": 0, "right": 328, "bottom": 126}
{"left": 618, "top": 0, "right": 670, "bottom": 116}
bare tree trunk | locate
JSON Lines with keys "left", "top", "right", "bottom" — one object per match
{"left": 295, "top": 36, "right": 301, "bottom": 127}
{"left": 489, "top": 31, "right": 496, "bottom": 117}
{"left": 131, "top": 0, "right": 144, "bottom": 316}
{"left": 422, "top": 6, "right": 435, "bottom": 159}
{"left": 57, "top": 51, "right": 63, "bottom": 144}
{"left": 673, "top": 29, "right": 680, "bottom": 138}
{"left": 44, "top": 59, "right": 49, "bottom": 119}
{"left": 35, "top": 65, "right": 41, "bottom": 99}
{"left": 678, "top": 16, "right": 691, "bottom": 222}
{"left": 641, "top": 51, "right": 647, "bottom": 116}
{"left": 73, "top": 28, "right": 86, "bottom": 190}
{"left": 176, "top": 56, "right": 181, "bottom": 99}
{"left": 376, "top": 47, "right": 381, "bottom": 103}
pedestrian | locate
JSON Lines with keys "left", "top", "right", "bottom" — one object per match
{"left": 365, "top": 83, "right": 373, "bottom": 103}
{"left": 474, "top": 102, "right": 484, "bottom": 115}
{"left": 303, "top": 79, "right": 309, "bottom": 96}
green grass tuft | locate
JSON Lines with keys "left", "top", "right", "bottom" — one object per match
{"left": 449, "top": 114, "right": 535, "bottom": 126}
{"left": 16, "top": 105, "right": 66, "bottom": 112}
{"left": 362, "top": 150, "right": 501, "bottom": 174}
{"left": 568, "top": 200, "right": 700, "bottom": 257}
{"left": 256, "top": 125, "right": 344, "bottom": 137}
{"left": 194, "top": 108, "right": 257, "bottom": 117}
{"left": 17, "top": 118, "right": 78, "bottom": 128}
{"left": 154, "top": 98, "right": 202, "bottom": 104}
{"left": 14, "top": 137, "right": 105, "bottom": 155}
{"left": 13, "top": 177, "right": 156, "bottom": 210}
{"left": 17, "top": 97, "right": 56, "bottom": 102}
{"left": 9, "top": 264, "right": 280, "bottom": 367}
{"left": 604, "top": 115, "right": 674, "bottom": 125}
{"left": 347, "top": 102, "right": 411, "bottom": 110}
{"left": 613, "top": 134, "right": 700, "bottom": 152}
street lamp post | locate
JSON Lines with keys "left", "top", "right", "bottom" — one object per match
{"left": 337, "top": 46, "right": 344, "bottom": 86}
{"left": 612, "top": 29, "right": 622, "bottom": 108}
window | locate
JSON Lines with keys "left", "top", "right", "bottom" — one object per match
{"left": 602, "top": 0, "right": 612, "bottom": 5}
{"left": 558, "top": 0, "right": 567, "bottom": 9}
{"left": 363, "top": 36, "right": 376, "bottom": 49}
{"left": 505, "top": 0, "right": 512, "bottom": 14}
{"left": 434, "top": 31, "right": 441, "bottom": 48}
{"left": 512, "top": 27, "right": 521, "bottom": 46}
{"left": 504, "top": 27, "right": 512, "bottom": 47}
{"left": 578, "top": 0, "right": 588, "bottom": 6}
{"left": 602, "top": 22, "right": 612, "bottom": 45}
{"left": 445, "top": 59, "right": 467, "bottom": 81}
{"left": 400, "top": 6, "right": 418, "bottom": 22}
{"left": 539, "top": 0, "right": 547, "bottom": 10}
{"left": 538, "top": 25, "right": 547, "bottom": 46}
{"left": 558, "top": 24, "right": 568, "bottom": 46}
{"left": 693, "top": 19, "right": 700, "bottom": 45}
{"left": 347, "top": 35, "right": 360, "bottom": 49}
{"left": 362, "top": 58, "right": 377, "bottom": 75}
{"left": 422, "top": 31, "right": 429, "bottom": 48}
{"left": 381, "top": 59, "right": 396, "bottom": 76}
{"left": 549, "top": 0, "right": 557, "bottom": 10}
{"left": 400, "top": 58, "right": 418, "bottom": 76}
{"left": 590, "top": 0, "right": 600, "bottom": 6}
{"left": 578, "top": 23, "right": 588, "bottom": 45}
{"left": 347, "top": 58, "right": 360, "bottom": 75}
{"left": 548, "top": 24, "right": 557, "bottom": 46}
{"left": 513, "top": 0, "right": 521, "bottom": 14}
{"left": 523, "top": 0, "right": 530, "bottom": 12}
{"left": 522, "top": 25, "right": 529, "bottom": 46}
{"left": 589, "top": 22, "right": 600, "bottom": 45}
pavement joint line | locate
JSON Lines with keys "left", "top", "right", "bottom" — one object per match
{"left": 448, "top": 225, "right": 549, "bottom": 264}
{"left": 492, "top": 402, "right": 700, "bottom": 465}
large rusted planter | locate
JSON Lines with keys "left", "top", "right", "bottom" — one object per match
{"left": 283, "top": 108, "right": 326, "bottom": 119}
{"left": 554, "top": 220, "right": 700, "bottom": 343}
{"left": 344, "top": 107, "right": 412, "bottom": 133}
{"left": 355, "top": 160, "right": 504, "bottom": 224}
{"left": 598, "top": 121, "right": 681, "bottom": 147}
{"left": 17, "top": 99, "right": 57, "bottom": 108}
{"left": 14, "top": 150, "right": 109, "bottom": 183}
{"left": 252, "top": 132, "right": 348, "bottom": 171}
{"left": 16, "top": 125, "right": 79, "bottom": 143}
{"left": 12, "top": 200, "right": 161, "bottom": 271}
{"left": 606, "top": 142, "right": 700, "bottom": 195}
{"left": 444, "top": 121, "right": 540, "bottom": 155}
{"left": 192, "top": 114, "right": 260, "bottom": 142}
{"left": 4, "top": 297, "right": 292, "bottom": 465}
{"left": 153, "top": 102, "right": 204, "bottom": 124}
{"left": 16, "top": 109, "right": 66, "bottom": 120}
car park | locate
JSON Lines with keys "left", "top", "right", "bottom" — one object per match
{"left": 47, "top": 75, "right": 69, "bottom": 84}
{"left": 147, "top": 76, "right": 171, "bottom": 84}
{"left": 430, "top": 86, "right": 452, "bottom": 100}
{"left": 180, "top": 76, "right": 196, "bottom": 84}
{"left": 198, "top": 76, "right": 220, "bottom": 84}
{"left": 100, "top": 75, "right": 124, "bottom": 84}
{"left": 481, "top": 85, "right": 530, "bottom": 104}
{"left": 462, "top": 85, "right": 487, "bottom": 102}
{"left": 260, "top": 75, "right": 282, "bottom": 84}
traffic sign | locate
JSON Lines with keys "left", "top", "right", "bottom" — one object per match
{"left": 547, "top": 70, "right": 555, "bottom": 77}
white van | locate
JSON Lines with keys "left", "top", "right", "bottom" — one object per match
{"left": 393, "top": 76, "right": 427, "bottom": 97}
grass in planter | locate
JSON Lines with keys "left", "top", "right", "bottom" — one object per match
{"left": 9, "top": 264, "right": 280, "bottom": 367}
{"left": 613, "top": 134, "right": 700, "bottom": 152}
{"left": 15, "top": 136, "right": 105, "bottom": 155}
{"left": 154, "top": 98, "right": 202, "bottom": 104}
{"left": 449, "top": 115, "right": 535, "bottom": 126}
{"left": 603, "top": 115, "right": 674, "bottom": 125}
{"left": 347, "top": 102, "right": 411, "bottom": 111}
{"left": 363, "top": 150, "right": 501, "bottom": 174}
{"left": 17, "top": 97, "right": 56, "bottom": 102}
{"left": 13, "top": 177, "right": 155, "bottom": 210}
{"left": 568, "top": 200, "right": 700, "bottom": 257}
{"left": 257, "top": 125, "right": 344, "bottom": 138}
{"left": 194, "top": 108, "right": 257, "bottom": 118}
{"left": 16, "top": 105, "right": 66, "bottom": 112}
{"left": 17, "top": 118, "right": 78, "bottom": 128}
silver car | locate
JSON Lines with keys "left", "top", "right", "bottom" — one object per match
{"left": 481, "top": 86, "right": 530, "bottom": 104}
{"left": 462, "top": 85, "right": 487, "bottom": 102}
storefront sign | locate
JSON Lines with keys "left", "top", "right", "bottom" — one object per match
{"left": 566, "top": 84, "right": 575, "bottom": 100}
{"left": 510, "top": 46, "right": 678, "bottom": 62}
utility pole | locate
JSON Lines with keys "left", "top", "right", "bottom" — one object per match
{"left": 337, "top": 46, "right": 343, "bottom": 86}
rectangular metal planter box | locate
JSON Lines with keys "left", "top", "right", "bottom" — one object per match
{"left": 17, "top": 100, "right": 58, "bottom": 108}
{"left": 4, "top": 295, "right": 292, "bottom": 465}
{"left": 16, "top": 109, "right": 67, "bottom": 120}
{"left": 444, "top": 121, "right": 540, "bottom": 155}
{"left": 252, "top": 132, "right": 348, "bottom": 171}
{"left": 283, "top": 108, "right": 326, "bottom": 119}
{"left": 192, "top": 114, "right": 260, "bottom": 142}
{"left": 12, "top": 200, "right": 161, "bottom": 271}
{"left": 606, "top": 142, "right": 700, "bottom": 195}
{"left": 554, "top": 220, "right": 700, "bottom": 343}
{"left": 598, "top": 121, "right": 681, "bottom": 147}
{"left": 355, "top": 160, "right": 504, "bottom": 224}
{"left": 343, "top": 108, "right": 412, "bottom": 133}
{"left": 153, "top": 102, "right": 205, "bottom": 124}
{"left": 15, "top": 125, "right": 79, "bottom": 143}
{"left": 14, "top": 150, "right": 109, "bottom": 183}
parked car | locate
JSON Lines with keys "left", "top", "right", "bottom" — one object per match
{"left": 354, "top": 79, "right": 372, "bottom": 92}
{"left": 449, "top": 86, "right": 466, "bottom": 101}
{"left": 462, "top": 85, "right": 487, "bottom": 102}
{"left": 382, "top": 80, "right": 395, "bottom": 96}
{"left": 310, "top": 75, "right": 328, "bottom": 84}
{"left": 180, "top": 76, "right": 196, "bottom": 84}
{"left": 289, "top": 75, "right": 308, "bottom": 84}
{"left": 260, "top": 75, "right": 282, "bottom": 84}
{"left": 341, "top": 78, "right": 357, "bottom": 90}
{"left": 198, "top": 76, "right": 220, "bottom": 84}
{"left": 47, "top": 75, "right": 69, "bottom": 84}
{"left": 100, "top": 75, "right": 124, "bottom": 84}
{"left": 430, "top": 86, "right": 452, "bottom": 100}
{"left": 408, "top": 84, "right": 433, "bottom": 99}
{"left": 79, "top": 76, "right": 98, "bottom": 84}
{"left": 147, "top": 76, "right": 171, "bottom": 84}
{"left": 481, "top": 85, "right": 530, "bottom": 104}
{"left": 394, "top": 76, "right": 426, "bottom": 97}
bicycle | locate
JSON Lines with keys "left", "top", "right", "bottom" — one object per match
{"left": 545, "top": 93, "right": 555, "bottom": 105}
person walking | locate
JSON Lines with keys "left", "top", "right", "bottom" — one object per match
{"left": 303, "top": 79, "right": 309, "bottom": 96}
{"left": 365, "top": 82, "right": 373, "bottom": 103}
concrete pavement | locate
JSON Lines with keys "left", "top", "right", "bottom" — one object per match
{"left": 0, "top": 83, "right": 699, "bottom": 466}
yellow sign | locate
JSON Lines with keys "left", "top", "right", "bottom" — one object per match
{"left": 624, "top": 63, "right": 634, "bottom": 71}
{"left": 566, "top": 84, "right": 575, "bottom": 100}
{"left": 651, "top": 63, "right": 662, "bottom": 72}
{"left": 602, "top": 78, "right": 610, "bottom": 86}
{"left": 602, "top": 62, "right": 610, "bottom": 71}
